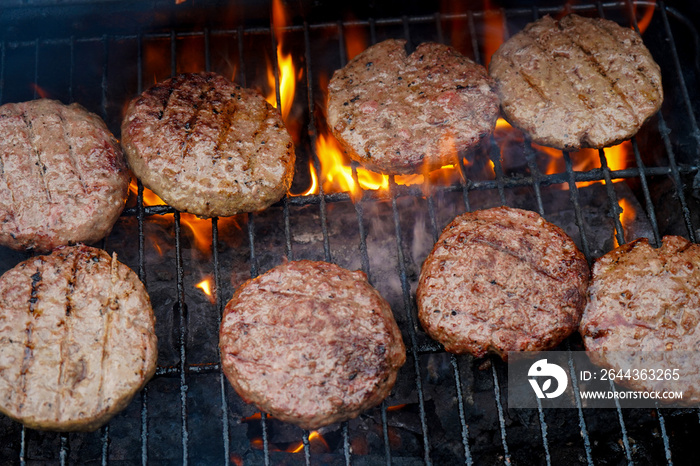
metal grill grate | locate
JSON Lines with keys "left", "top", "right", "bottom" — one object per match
{"left": 0, "top": 0, "right": 699, "bottom": 464}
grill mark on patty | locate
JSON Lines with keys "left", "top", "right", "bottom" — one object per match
{"left": 557, "top": 24, "right": 638, "bottom": 124}
{"left": 0, "top": 147, "right": 17, "bottom": 228}
{"left": 58, "top": 109, "right": 88, "bottom": 195}
{"left": 20, "top": 111, "right": 52, "bottom": 204}
{"left": 213, "top": 97, "right": 236, "bottom": 160}
{"left": 521, "top": 28, "right": 600, "bottom": 113}
{"left": 56, "top": 249, "right": 79, "bottom": 421}
{"left": 180, "top": 79, "right": 216, "bottom": 169}
{"left": 590, "top": 18, "right": 662, "bottom": 96}
{"left": 18, "top": 263, "right": 44, "bottom": 415}
{"left": 96, "top": 252, "right": 115, "bottom": 412}
{"left": 470, "top": 236, "right": 566, "bottom": 283}
{"left": 512, "top": 68, "right": 551, "bottom": 107}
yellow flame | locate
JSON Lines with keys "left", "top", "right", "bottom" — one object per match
{"left": 303, "top": 163, "right": 319, "bottom": 196}
{"left": 195, "top": 278, "right": 213, "bottom": 296}
{"left": 288, "top": 431, "right": 328, "bottom": 454}
{"left": 266, "top": 0, "right": 296, "bottom": 122}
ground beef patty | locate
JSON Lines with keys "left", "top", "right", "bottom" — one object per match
{"left": 327, "top": 39, "right": 499, "bottom": 175}
{"left": 489, "top": 14, "right": 662, "bottom": 150}
{"left": 580, "top": 236, "right": 700, "bottom": 404}
{"left": 219, "top": 260, "right": 405, "bottom": 429}
{"left": 121, "top": 72, "right": 295, "bottom": 218}
{"left": 417, "top": 207, "right": 589, "bottom": 359}
{"left": 0, "top": 99, "right": 129, "bottom": 252}
{"left": 0, "top": 244, "right": 157, "bottom": 431}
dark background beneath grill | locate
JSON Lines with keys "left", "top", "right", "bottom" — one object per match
{"left": 0, "top": 0, "right": 700, "bottom": 465}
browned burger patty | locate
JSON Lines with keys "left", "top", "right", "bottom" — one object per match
{"left": 121, "top": 72, "right": 295, "bottom": 218}
{"left": 580, "top": 236, "right": 700, "bottom": 404}
{"left": 417, "top": 206, "right": 589, "bottom": 359}
{"left": 0, "top": 244, "right": 157, "bottom": 431}
{"left": 327, "top": 39, "right": 499, "bottom": 175}
{"left": 219, "top": 260, "right": 406, "bottom": 429}
{"left": 0, "top": 99, "right": 129, "bottom": 252}
{"left": 489, "top": 14, "right": 663, "bottom": 150}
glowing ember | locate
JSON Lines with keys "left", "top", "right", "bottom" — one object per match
{"left": 387, "top": 403, "right": 407, "bottom": 411}
{"left": 195, "top": 277, "right": 215, "bottom": 303}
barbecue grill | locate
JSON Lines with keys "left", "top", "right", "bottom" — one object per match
{"left": 0, "top": 0, "right": 699, "bottom": 464}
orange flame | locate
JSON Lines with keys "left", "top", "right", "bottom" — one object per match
{"left": 128, "top": 178, "right": 240, "bottom": 255}
{"left": 266, "top": 0, "right": 296, "bottom": 122}
{"left": 30, "top": 84, "right": 50, "bottom": 99}
{"left": 287, "top": 431, "right": 330, "bottom": 454}
{"left": 344, "top": 24, "right": 368, "bottom": 61}
{"left": 635, "top": 1, "right": 656, "bottom": 34}
{"left": 616, "top": 196, "right": 637, "bottom": 246}
{"left": 195, "top": 277, "right": 215, "bottom": 304}
{"left": 483, "top": 0, "right": 505, "bottom": 66}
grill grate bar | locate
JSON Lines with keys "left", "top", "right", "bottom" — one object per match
{"left": 99, "top": 35, "right": 111, "bottom": 461}
{"left": 3, "top": 2, "right": 687, "bottom": 50}
{"left": 32, "top": 39, "right": 38, "bottom": 99}
{"left": 491, "top": 364, "right": 511, "bottom": 464}
{"left": 19, "top": 426, "right": 25, "bottom": 465}
{"left": 0, "top": 41, "right": 4, "bottom": 104}
{"left": 302, "top": 431, "right": 311, "bottom": 465}
{"left": 213, "top": 218, "right": 231, "bottom": 465}
{"left": 525, "top": 137, "right": 554, "bottom": 466}
{"left": 524, "top": 141, "right": 546, "bottom": 216}
{"left": 656, "top": 404, "right": 674, "bottom": 465}
{"left": 59, "top": 433, "right": 69, "bottom": 466}
{"left": 68, "top": 36, "right": 74, "bottom": 103}
{"left": 598, "top": 148, "right": 626, "bottom": 246}
{"left": 657, "top": 116, "right": 696, "bottom": 242}
{"left": 173, "top": 211, "right": 189, "bottom": 464}
{"left": 261, "top": 412, "right": 270, "bottom": 466}
{"left": 631, "top": 138, "right": 662, "bottom": 246}
{"left": 562, "top": 156, "right": 594, "bottom": 463}
{"left": 332, "top": 23, "right": 356, "bottom": 465}
{"left": 450, "top": 356, "right": 473, "bottom": 465}
{"left": 654, "top": 0, "right": 700, "bottom": 153}
{"left": 607, "top": 379, "right": 633, "bottom": 465}
{"left": 101, "top": 425, "right": 110, "bottom": 466}
{"left": 123, "top": 165, "right": 698, "bottom": 217}
{"left": 380, "top": 401, "right": 391, "bottom": 466}
{"left": 100, "top": 35, "right": 108, "bottom": 121}
{"left": 534, "top": 397, "right": 552, "bottom": 466}
{"left": 563, "top": 151, "right": 592, "bottom": 260}
{"left": 135, "top": 33, "right": 150, "bottom": 466}
{"left": 424, "top": 176, "right": 474, "bottom": 464}
{"left": 304, "top": 21, "right": 332, "bottom": 264}
{"left": 389, "top": 177, "right": 432, "bottom": 465}
{"left": 566, "top": 345, "right": 594, "bottom": 465}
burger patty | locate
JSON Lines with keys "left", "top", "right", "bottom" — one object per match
{"left": 417, "top": 206, "right": 589, "bottom": 359}
{"left": 121, "top": 72, "right": 295, "bottom": 218}
{"left": 219, "top": 260, "right": 406, "bottom": 429}
{"left": 489, "top": 14, "right": 663, "bottom": 150}
{"left": 0, "top": 99, "right": 129, "bottom": 252}
{"left": 327, "top": 39, "right": 499, "bottom": 175}
{"left": 0, "top": 244, "right": 158, "bottom": 431}
{"left": 580, "top": 236, "right": 700, "bottom": 404}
